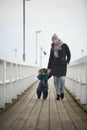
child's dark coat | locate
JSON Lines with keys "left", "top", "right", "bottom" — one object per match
{"left": 37, "top": 73, "right": 52, "bottom": 99}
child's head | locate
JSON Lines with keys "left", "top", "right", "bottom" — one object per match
{"left": 38, "top": 68, "right": 47, "bottom": 75}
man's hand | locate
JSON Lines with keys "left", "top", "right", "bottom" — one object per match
{"left": 47, "top": 69, "right": 51, "bottom": 74}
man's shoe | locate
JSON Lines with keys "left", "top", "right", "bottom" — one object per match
{"left": 61, "top": 93, "right": 64, "bottom": 99}
{"left": 56, "top": 94, "right": 60, "bottom": 100}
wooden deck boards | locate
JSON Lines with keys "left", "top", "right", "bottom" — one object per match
{"left": 0, "top": 80, "right": 87, "bottom": 130}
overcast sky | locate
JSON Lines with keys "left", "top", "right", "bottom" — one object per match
{"left": 0, "top": 0, "right": 87, "bottom": 67}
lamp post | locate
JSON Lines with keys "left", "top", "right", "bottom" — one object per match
{"left": 40, "top": 47, "right": 47, "bottom": 68}
{"left": 14, "top": 49, "right": 18, "bottom": 59}
{"left": 23, "top": 0, "right": 30, "bottom": 61}
{"left": 35, "top": 31, "right": 42, "bottom": 65}
{"left": 81, "top": 49, "right": 84, "bottom": 57}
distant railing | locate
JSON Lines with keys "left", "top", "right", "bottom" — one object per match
{"left": 0, "top": 56, "right": 38, "bottom": 109}
{"left": 66, "top": 56, "right": 87, "bottom": 105}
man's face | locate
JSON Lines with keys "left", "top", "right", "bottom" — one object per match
{"left": 52, "top": 39, "right": 59, "bottom": 44}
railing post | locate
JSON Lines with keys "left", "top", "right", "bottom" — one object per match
{"left": 0, "top": 60, "right": 6, "bottom": 109}
{"left": 5, "top": 62, "right": 12, "bottom": 104}
{"left": 85, "top": 62, "right": 87, "bottom": 106}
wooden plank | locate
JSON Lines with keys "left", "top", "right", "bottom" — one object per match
{"left": 49, "top": 80, "right": 76, "bottom": 130}
{"left": 65, "top": 90, "right": 87, "bottom": 123}
{"left": 49, "top": 85, "right": 63, "bottom": 130}
{"left": 0, "top": 80, "right": 87, "bottom": 130}
{"left": 63, "top": 90, "right": 87, "bottom": 129}
{"left": 8, "top": 94, "right": 37, "bottom": 130}
{"left": 0, "top": 84, "right": 37, "bottom": 130}
{"left": 22, "top": 99, "right": 43, "bottom": 130}
{"left": 0, "top": 83, "right": 37, "bottom": 122}
{"left": 36, "top": 99, "right": 49, "bottom": 130}
{"left": 55, "top": 90, "right": 76, "bottom": 130}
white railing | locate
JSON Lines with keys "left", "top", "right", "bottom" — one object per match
{"left": 0, "top": 56, "right": 38, "bottom": 109}
{"left": 66, "top": 56, "right": 87, "bottom": 105}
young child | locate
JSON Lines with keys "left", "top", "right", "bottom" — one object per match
{"left": 37, "top": 68, "right": 52, "bottom": 100}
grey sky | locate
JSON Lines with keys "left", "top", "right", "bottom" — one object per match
{"left": 0, "top": 0, "right": 87, "bottom": 67}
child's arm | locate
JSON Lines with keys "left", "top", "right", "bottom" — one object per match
{"left": 37, "top": 73, "right": 44, "bottom": 80}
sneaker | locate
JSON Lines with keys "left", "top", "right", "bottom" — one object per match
{"left": 56, "top": 94, "right": 60, "bottom": 100}
{"left": 61, "top": 93, "right": 64, "bottom": 99}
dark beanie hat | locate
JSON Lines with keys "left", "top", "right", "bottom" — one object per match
{"left": 51, "top": 34, "right": 59, "bottom": 41}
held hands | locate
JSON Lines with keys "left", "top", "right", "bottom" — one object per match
{"left": 47, "top": 69, "right": 51, "bottom": 75}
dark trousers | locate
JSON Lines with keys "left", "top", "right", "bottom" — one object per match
{"left": 37, "top": 85, "right": 48, "bottom": 99}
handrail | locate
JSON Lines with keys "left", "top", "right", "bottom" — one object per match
{"left": 66, "top": 55, "right": 87, "bottom": 105}
{"left": 0, "top": 56, "right": 38, "bottom": 109}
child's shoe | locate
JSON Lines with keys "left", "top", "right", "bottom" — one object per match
{"left": 56, "top": 94, "right": 60, "bottom": 100}
{"left": 61, "top": 93, "right": 64, "bottom": 99}
{"left": 43, "top": 95, "right": 47, "bottom": 100}
{"left": 38, "top": 95, "right": 41, "bottom": 99}
{"left": 43, "top": 97, "right": 47, "bottom": 100}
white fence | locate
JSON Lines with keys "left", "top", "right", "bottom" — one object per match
{"left": 0, "top": 56, "right": 38, "bottom": 109}
{"left": 66, "top": 56, "right": 87, "bottom": 105}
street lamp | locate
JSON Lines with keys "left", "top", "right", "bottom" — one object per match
{"left": 40, "top": 47, "right": 47, "bottom": 68}
{"left": 14, "top": 49, "right": 18, "bottom": 59}
{"left": 81, "top": 49, "right": 84, "bottom": 57}
{"left": 35, "top": 31, "right": 42, "bottom": 64}
{"left": 23, "top": 0, "right": 31, "bottom": 61}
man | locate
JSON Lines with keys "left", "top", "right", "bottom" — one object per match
{"left": 48, "top": 34, "right": 71, "bottom": 100}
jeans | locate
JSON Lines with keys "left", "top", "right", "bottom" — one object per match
{"left": 53, "top": 76, "right": 65, "bottom": 95}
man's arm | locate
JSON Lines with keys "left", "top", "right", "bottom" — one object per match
{"left": 47, "top": 72, "right": 52, "bottom": 79}
{"left": 65, "top": 44, "right": 71, "bottom": 64}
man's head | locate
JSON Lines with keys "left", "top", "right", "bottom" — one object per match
{"left": 51, "top": 34, "right": 59, "bottom": 44}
